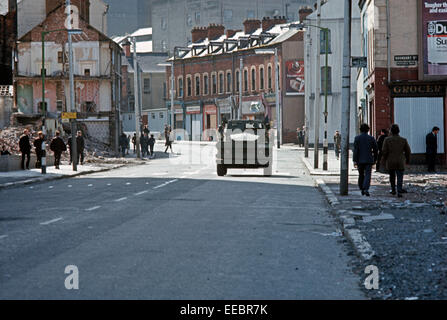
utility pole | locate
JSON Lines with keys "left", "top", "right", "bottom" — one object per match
{"left": 274, "top": 48, "right": 281, "bottom": 149}
{"left": 340, "top": 0, "right": 352, "bottom": 195}
{"left": 314, "top": 0, "right": 321, "bottom": 169}
{"left": 323, "top": 28, "right": 329, "bottom": 171}
{"left": 238, "top": 58, "right": 243, "bottom": 120}
{"left": 304, "top": 29, "right": 311, "bottom": 158}
{"left": 41, "top": 32, "right": 47, "bottom": 174}
{"left": 170, "top": 60, "right": 175, "bottom": 130}
{"left": 133, "top": 37, "right": 141, "bottom": 159}
{"left": 67, "top": 0, "right": 77, "bottom": 172}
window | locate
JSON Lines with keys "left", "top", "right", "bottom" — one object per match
{"left": 244, "top": 69, "right": 248, "bottom": 92}
{"left": 251, "top": 68, "right": 256, "bottom": 91}
{"left": 187, "top": 76, "right": 192, "bottom": 96}
{"left": 203, "top": 74, "right": 209, "bottom": 95}
{"left": 56, "top": 100, "right": 63, "bottom": 112}
{"left": 226, "top": 71, "right": 232, "bottom": 92}
{"left": 186, "top": 14, "right": 192, "bottom": 26}
{"left": 259, "top": 66, "right": 264, "bottom": 90}
{"left": 83, "top": 101, "right": 96, "bottom": 113}
{"left": 320, "top": 29, "right": 332, "bottom": 54}
{"left": 143, "top": 78, "right": 151, "bottom": 94}
{"left": 224, "top": 9, "right": 233, "bottom": 22}
{"left": 161, "top": 40, "right": 167, "bottom": 51}
{"left": 235, "top": 70, "right": 240, "bottom": 92}
{"left": 267, "top": 65, "right": 272, "bottom": 90}
{"left": 57, "top": 51, "right": 66, "bottom": 64}
{"left": 151, "top": 113, "right": 155, "bottom": 119}
{"left": 195, "top": 75, "right": 200, "bottom": 96}
{"left": 160, "top": 112, "right": 164, "bottom": 118}
{"left": 212, "top": 73, "right": 217, "bottom": 94}
{"left": 195, "top": 11, "right": 201, "bottom": 24}
{"left": 161, "top": 17, "right": 167, "bottom": 30}
{"left": 163, "top": 82, "right": 167, "bottom": 99}
{"left": 247, "top": 10, "right": 255, "bottom": 19}
{"left": 219, "top": 73, "right": 224, "bottom": 94}
{"left": 178, "top": 77, "right": 183, "bottom": 97}
{"left": 84, "top": 69, "right": 90, "bottom": 76}
{"left": 320, "top": 66, "right": 332, "bottom": 94}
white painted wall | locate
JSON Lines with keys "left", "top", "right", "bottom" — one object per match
{"left": 17, "top": 0, "right": 46, "bottom": 39}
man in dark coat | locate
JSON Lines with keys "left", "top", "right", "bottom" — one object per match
{"left": 382, "top": 124, "right": 411, "bottom": 197}
{"left": 33, "top": 131, "right": 44, "bottom": 168}
{"left": 140, "top": 133, "right": 149, "bottom": 157}
{"left": 50, "top": 130, "right": 66, "bottom": 169}
{"left": 119, "top": 133, "right": 128, "bottom": 157}
{"left": 353, "top": 123, "right": 378, "bottom": 197}
{"left": 426, "top": 126, "right": 440, "bottom": 172}
{"left": 19, "top": 129, "right": 31, "bottom": 170}
{"left": 148, "top": 134, "right": 155, "bottom": 158}
{"left": 376, "top": 129, "right": 389, "bottom": 172}
{"left": 76, "top": 131, "right": 85, "bottom": 165}
{"left": 333, "top": 130, "right": 341, "bottom": 160}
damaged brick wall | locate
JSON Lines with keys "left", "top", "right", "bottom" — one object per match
{"left": 0, "top": 4, "right": 17, "bottom": 85}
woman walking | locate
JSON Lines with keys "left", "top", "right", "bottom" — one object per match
{"left": 381, "top": 124, "right": 411, "bottom": 198}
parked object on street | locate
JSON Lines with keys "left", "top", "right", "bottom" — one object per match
{"left": 376, "top": 129, "right": 389, "bottom": 172}
{"left": 353, "top": 124, "right": 378, "bottom": 196}
{"left": 381, "top": 124, "right": 411, "bottom": 197}
{"left": 49, "top": 131, "right": 66, "bottom": 169}
{"left": 216, "top": 120, "right": 273, "bottom": 177}
{"left": 426, "top": 126, "right": 440, "bottom": 172}
{"left": 19, "top": 129, "right": 31, "bottom": 170}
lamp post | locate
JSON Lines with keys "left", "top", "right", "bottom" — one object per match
{"left": 41, "top": 27, "right": 82, "bottom": 173}
{"left": 157, "top": 61, "right": 175, "bottom": 140}
{"left": 132, "top": 37, "right": 141, "bottom": 159}
{"left": 255, "top": 48, "right": 281, "bottom": 149}
{"left": 288, "top": 22, "right": 330, "bottom": 170}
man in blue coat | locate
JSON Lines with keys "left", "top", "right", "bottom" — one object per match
{"left": 353, "top": 123, "right": 378, "bottom": 196}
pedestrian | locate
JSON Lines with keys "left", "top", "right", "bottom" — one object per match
{"left": 333, "top": 130, "right": 341, "bottom": 160}
{"left": 1, "top": 145, "right": 11, "bottom": 156}
{"left": 353, "top": 123, "right": 378, "bottom": 197}
{"left": 426, "top": 126, "right": 440, "bottom": 172}
{"left": 76, "top": 131, "right": 85, "bottom": 165}
{"left": 376, "top": 128, "right": 389, "bottom": 172}
{"left": 119, "top": 133, "right": 128, "bottom": 157}
{"left": 33, "top": 131, "right": 44, "bottom": 168}
{"left": 141, "top": 133, "right": 149, "bottom": 157}
{"left": 143, "top": 125, "right": 150, "bottom": 136}
{"left": 49, "top": 130, "right": 66, "bottom": 169}
{"left": 381, "top": 124, "right": 411, "bottom": 198}
{"left": 165, "top": 126, "right": 173, "bottom": 153}
{"left": 132, "top": 133, "right": 136, "bottom": 154}
{"left": 19, "top": 129, "right": 31, "bottom": 170}
{"left": 148, "top": 134, "right": 155, "bottom": 158}
{"left": 218, "top": 122, "right": 226, "bottom": 141}
{"left": 296, "top": 128, "right": 303, "bottom": 147}
{"left": 164, "top": 124, "right": 169, "bottom": 141}
{"left": 126, "top": 135, "right": 130, "bottom": 155}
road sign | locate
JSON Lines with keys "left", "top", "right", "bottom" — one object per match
{"left": 351, "top": 56, "right": 367, "bottom": 68}
{"left": 61, "top": 112, "right": 77, "bottom": 119}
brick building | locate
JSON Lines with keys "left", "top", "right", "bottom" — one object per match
{"left": 358, "top": 0, "right": 446, "bottom": 165}
{"left": 0, "top": 0, "right": 17, "bottom": 85}
{"left": 14, "top": 0, "right": 122, "bottom": 150}
{"left": 166, "top": 15, "right": 310, "bottom": 143}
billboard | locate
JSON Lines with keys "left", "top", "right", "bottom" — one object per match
{"left": 422, "top": 0, "right": 447, "bottom": 76}
{"left": 285, "top": 60, "right": 305, "bottom": 95}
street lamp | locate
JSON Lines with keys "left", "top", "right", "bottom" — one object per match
{"left": 255, "top": 48, "right": 281, "bottom": 149}
{"left": 41, "top": 27, "right": 82, "bottom": 174}
{"left": 288, "top": 22, "right": 330, "bottom": 170}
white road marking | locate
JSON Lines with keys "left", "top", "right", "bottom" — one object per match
{"left": 86, "top": 206, "right": 101, "bottom": 211}
{"left": 40, "top": 217, "right": 63, "bottom": 225}
{"left": 49, "top": 186, "right": 54, "bottom": 189}
{"left": 88, "top": 184, "right": 93, "bottom": 187}
{"left": 115, "top": 197, "right": 127, "bottom": 202}
{"left": 126, "top": 182, "right": 131, "bottom": 185}
{"left": 0, "top": 235, "right": 8, "bottom": 240}
{"left": 107, "top": 183, "right": 112, "bottom": 186}
{"left": 68, "top": 185, "right": 72, "bottom": 188}
{"left": 153, "top": 179, "right": 178, "bottom": 190}
{"left": 179, "top": 176, "right": 187, "bottom": 179}
{"left": 135, "top": 190, "right": 149, "bottom": 196}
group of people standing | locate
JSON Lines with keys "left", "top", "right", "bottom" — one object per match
{"left": 354, "top": 123, "right": 441, "bottom": 198}
{"left": 119, "top": 125, "right": 157, "bottom": 158}
{"left": 17, "top": 129, "right": 85, "bottom": 170}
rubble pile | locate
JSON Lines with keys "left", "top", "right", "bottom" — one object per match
{"left": 0, "top": 126, "right": 37, "bottom": 154}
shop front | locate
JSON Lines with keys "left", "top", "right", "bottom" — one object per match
{"left": 173, "top": 105, "right": 185, "bottom": 140}
{"left": 216, "top": 97, "right": 233, "bottom": 124}
{"left": 185, "top": 105, "right": 202, "bottom": 141}
{"left": 203, "top": 104, "right": 218, "bottom": 141}
{"left": 390, "top": 83, "right": 446, "bottom": 164}
{"left": 241, "top": 99, "right": 265, "bottom": 121}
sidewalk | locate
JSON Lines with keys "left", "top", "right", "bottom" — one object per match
{"left": 0, "top": 163, "right": 126, "bottom": 190}
{"left": 301, "top": 148, "right": 358, "bottom": 176}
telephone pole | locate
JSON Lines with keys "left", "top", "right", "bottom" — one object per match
{"left": 67, "top": 0, "right": 77, "bottom": 171}
{"left": 133, "top": 37, "right": 141, "bottom": 159}
{"left": 314, "top": 0, "right": 321, "bottom": 169}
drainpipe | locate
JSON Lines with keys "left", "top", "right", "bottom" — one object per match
{"left": 386, "top": 0, "right": 391, "bottom": 84}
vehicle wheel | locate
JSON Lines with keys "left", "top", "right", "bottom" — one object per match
{"left": 217, "top": 165, "right": 227, "bottom": 176}
{"left": 264, "top": 162, "right": 272, "bottom": 176}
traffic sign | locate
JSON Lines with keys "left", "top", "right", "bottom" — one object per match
{"left": 61, "top": 112, "right": 77, "bottom": 119}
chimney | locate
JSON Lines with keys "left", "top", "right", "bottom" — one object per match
{"left": 122, "top": 39, "right": 131, "bottom": 58}
{"left": 226, "top": 29, "right": 241, "bottom": 39}
{"left": 299, "top": 7, "right": 313, "bottom": 23}
{"left": 243, "top": 19, "right": 261, "bottom": 34}
{"left": 191, "top": 26, "right": 208, "bottom": 43}
{"left": 207, "top": 23, "right": 225, "bottom": 40}
{"left": 262, "top": 16, "right": 287, "bottom": 32}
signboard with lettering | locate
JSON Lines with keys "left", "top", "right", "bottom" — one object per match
{"left": 61, "top": 112, "right": 77, "bottom": 119}
{"left": 390, "top": 84, "right": 446, "bottom": 97}
{"left": 351, "top": 56, "right": 367, "bottom": 68}
{"left": 394, "top": 55, "right": 418, "bottom": 66}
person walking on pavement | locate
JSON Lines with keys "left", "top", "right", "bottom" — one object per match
{"left": 119, "top": 133, "right": 128, "bottom": 157}
{"left": 132, "top": 133, "right": 136, "bottom": 154}
{"left": 50, "top": 130, "right": 66, "bottom": 169}
{"left": 76, "top": 131, "right": 85, "bottom": 165}
{"left": 164, "top": 125, "right": 173, "bottom": 153}
{"left": 148, "top": 134, "right": 155, "bottom": 158}
{"left": 376, "top": 128, "right": 389, "bottom": 172}
{"left": 126, "top": 135, "right": 130, "bottom": 155}
{"left": 140, "top": 133, "right": 149, "bottom": 157}
{"left": 143, "top": 125, "right": 150, "bottom": 136}
{"left": 381, "top": 124, "right": 411, "bottom": 198}
{"left": 333, "top": 130, "right": 341, "bottom": 160}
{"left": 353, "top": 123, "right": 378, "bottom": 197}
{"left": 19, "top": 129, "right": 31, "bottom": 170}
{"left": 426, "top": 126, "right": 440, "bottom": 172}
{"left": 33, "top": 131, "right": 44, "bottom": 168}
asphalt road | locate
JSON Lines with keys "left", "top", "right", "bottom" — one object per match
{"left": 0, "top": 143, "right": 365, "bottom": 299}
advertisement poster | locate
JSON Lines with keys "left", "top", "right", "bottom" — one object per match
{"left": 285, "top": 60, "right": 305, "bottom": 95}
{"left": 422, "top": 0, "right": 447, "bottom": 76}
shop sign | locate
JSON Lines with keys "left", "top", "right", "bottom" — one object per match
{"left": 186, "top": 105, "right": 200, "bottom": 114}
{"left": 390, "top": 84, "right": 445, "bottom": 97}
